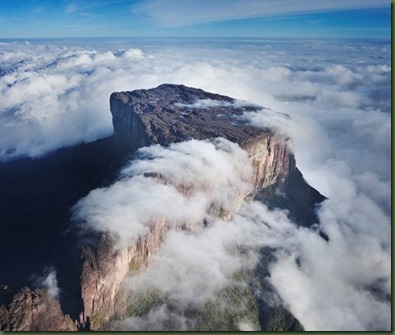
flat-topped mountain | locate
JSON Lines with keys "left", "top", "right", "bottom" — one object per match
{"left": 110, "top": 84, "right": 325, "bottom": 222}
{"left": 1, "top": 84, "right": 325, "bottom": 331}
{"left": 77, "top": 85, "right": 325, "bottom": 330}
{"left": 110, "top": 84, "right": 266, "bottom": 148}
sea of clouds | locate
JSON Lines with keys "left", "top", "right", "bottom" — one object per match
{"left": 0, "top": 37, "right": 390, "bottom": 330}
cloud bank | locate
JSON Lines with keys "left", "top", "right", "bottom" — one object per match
{"left": 73, "top": 138, "right": 253, "bottom": 247}
{"left": 1, "top": 37, "right": 391, "bottom": 330}
{"left": 0, "top": 43, "right": 156, "bottom": 159}
{"left": 108, "top": 187, "right": 390, "bottom": 330}
{"left": 74, "top": 135, "right": 390, "bottom": 330}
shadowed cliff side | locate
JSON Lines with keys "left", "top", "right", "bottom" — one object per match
{"left": 0, "top": 136, "right": 131, "bottom": 330}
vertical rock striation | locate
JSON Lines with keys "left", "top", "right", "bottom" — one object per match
{"left": 0, "top": 287, "right": 76, "bottom": 331}
{"left": 79, "top": 220, "right": 167, "bottom": 328}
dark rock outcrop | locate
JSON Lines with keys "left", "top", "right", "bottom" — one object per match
{"left": 0, "top": 287, "right": 76, "bottom": 331}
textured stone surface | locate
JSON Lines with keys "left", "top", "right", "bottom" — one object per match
{"left": 110, "top": 84, "right": 295, "bottom": 193}
{"left": 79, "top": 221, "right": 167, "bottom": 329}
{"left": 0, "top": 287, "right": 76, "bottom": 331}
{"left": 110, "top": 84, "right": 266, "bottom": 150}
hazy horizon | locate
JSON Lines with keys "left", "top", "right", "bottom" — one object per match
{"left": 0, "top": 0, "right": 390, "bottom": 39}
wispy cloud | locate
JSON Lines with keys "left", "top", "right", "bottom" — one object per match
{"left": 132, "top": 0, "right": 388, "bottom": 27}
{"left": 32, "top": 6, "right": 44, "bottom": 14}
{"left": 65, "top": 3, "right": 78, "bottom": 14}
{"left": 32, "top": 267, "right": 61, "bottom": 299}
{"left": 65, "top": 0, "right": 127, "bottom": 14}
{"left": 307, "top": 19, "right": 322, "bottom": 24}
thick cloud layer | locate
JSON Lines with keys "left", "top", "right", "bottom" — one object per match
{"left": 0, "top": 39, "right": 390, "bottom": 165}
{"left": 72, "top": 138, "right": 253, "bottom": 247}
{"left": 0, "top": 43, "right": 156, "bottom": 159}
{"left": 111, "top": 195, "right": 390, "bottom": 331}
{"left": 73, "top": 135, "right": 390, "bottom": 330}
{"left": 1, "top": 38, "right": 390, "bottom": 330}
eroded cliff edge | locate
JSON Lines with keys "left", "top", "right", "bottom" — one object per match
{"left": 79, "top": 84, "right": 325, "bottom": 330}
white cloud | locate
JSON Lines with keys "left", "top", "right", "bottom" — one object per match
{"left": 111, "top": 200, "right": 299, "bottom": 330}
{"left": 0, "top": 39, "right": 390, "bottom": 164}
{"left": 73, "top": 138, "right": 253, "bottom": 247}
{"left": 268, "top": 196, "right": 391, "bottom": 330}
{"left": 32, "top": 267, "right": 61, "bottom": 299}
{"left": 175, "top": 98, "right": 259, "bottom": 111}
{"left": 232, "top": 43, "right": 391, "bottom": 330}
{"left": 65, "top": 1, "right": 127, "bottom": 14}
{"left": 65, "top": 3, "right": 78, "bottom": 14}
{"left": 112, "top": 192, "right": 390, "bottom": 330}
{"left": 0, "top": 44, "right": 156, "bottom": 159}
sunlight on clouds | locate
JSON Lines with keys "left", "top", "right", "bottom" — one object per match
{"left": 73, "top": 138, "right": 253, "bottom": 247}
{"left": 0, "top": 38, "right": 390, "bottom": 330}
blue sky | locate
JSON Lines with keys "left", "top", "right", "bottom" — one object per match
{"left": 0, "top": 0, "right": 390, "bottom": 39}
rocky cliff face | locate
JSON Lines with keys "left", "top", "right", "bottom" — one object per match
{"left": 110, "top": 84, "right": 324, "bottom": 223}
{"left": 78, "top": 84, "right": 323, "bottom": 330}
{"left": 79, "top": 220, "right": 167, "bottom": 328}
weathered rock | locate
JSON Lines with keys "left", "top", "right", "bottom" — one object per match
{"left": 110, "top": 84, "right": 265, "bottom": 150}
{"left": 110, "top": 84, "right": 294, "bottom": 192}
{"left": 79, "top": 220, "right": 167, "bottom": 329}
{"left": 0, "top": 287, "right": 76, "bottom": 331}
